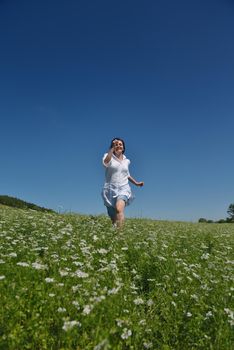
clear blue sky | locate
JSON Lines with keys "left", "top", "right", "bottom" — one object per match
{"left": 1, "top": 0, "right": 234, "bottom": 222}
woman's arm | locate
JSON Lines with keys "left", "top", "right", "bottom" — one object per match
{"left": 103, "top": 147, "right": 114, "bottom": 165}
{"left": 128, "top": 176, "right": 144, "bottom": 187}
{"left": 103, "top": 139, "right": 120, "bottom": 165}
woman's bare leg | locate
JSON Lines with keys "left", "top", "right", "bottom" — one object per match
{"left": 115, "top": 199, "right": 126, "bottom": 228}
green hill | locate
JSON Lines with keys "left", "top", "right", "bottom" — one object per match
{"left": 0, "top": 207, "right": 233, "bottom": 349}
{"left": 0, "top": 195, "right": 54, "bottom": 213}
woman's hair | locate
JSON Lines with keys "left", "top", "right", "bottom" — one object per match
{"left": 110, "top": 137, "right": 125, "bottom": 154}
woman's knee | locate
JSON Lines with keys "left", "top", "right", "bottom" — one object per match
{"left": 116, "top": 200, "right": 125, "bottom": 213}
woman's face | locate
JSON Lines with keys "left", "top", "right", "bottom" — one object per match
{"left": 113, "top": 139, "right": 124, "bottom": 154}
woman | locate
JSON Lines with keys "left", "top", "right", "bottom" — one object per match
{"left": 102, "top": 137, "right": 144, "bottom": 228}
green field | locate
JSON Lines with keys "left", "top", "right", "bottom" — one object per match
{"left": 0, "top": 206, "right": 233, "bottom": 349}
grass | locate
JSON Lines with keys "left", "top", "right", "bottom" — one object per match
{"left": 0, "top": 206, "right": 233, "bottom": 349}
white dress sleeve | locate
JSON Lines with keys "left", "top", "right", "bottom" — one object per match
{"left": 102, "top": 153, "right": 112, "bottom": 167}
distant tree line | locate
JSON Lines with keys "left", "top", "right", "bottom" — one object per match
{"left": 0, "top": 195, "right": 54, "bottom": 213}
{"left": 198, "top": 203, "right": 234, "bottom": 223}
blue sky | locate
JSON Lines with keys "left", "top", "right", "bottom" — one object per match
{"left": 1, "top": 0, "right": 234, "bottom": 221}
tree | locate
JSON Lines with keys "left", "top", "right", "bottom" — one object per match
{"left": 198, "top": 218, "right": 207, "bottom": 223}
{"left": 227, "top": 203, "right": 234, "bottom": 222}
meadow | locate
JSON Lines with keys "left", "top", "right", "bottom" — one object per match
{"left": 0, "top": 206, "right": 233, "bottom": 350}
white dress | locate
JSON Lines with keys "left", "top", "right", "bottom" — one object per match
{"left": 102, "top": 153, "right": 134, "bottom": 208}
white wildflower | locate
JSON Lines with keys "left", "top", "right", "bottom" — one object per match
{"left": 32, "top": 262, "right": 48, "bottom": 270}
{"left": 139, "top": 319, "right": 146, "bottom": 326}
{"left": 59, "top": 269, "right": 69, "bottom": 277}
{"left": 121, "top": 328, "right": 132, "bottom": 339}
{"left": 49, "top": 293, "right": 55, "bottom": 297}
{"left": 116, "top": 319, "right": 125, "bottom": 327}
{"left": 133, "top": 297, "right": 144, "bottom": 305}
{"left": 201, "top": 253, "right": 210, "bottom": 260}
{"left": 0, "top": 275, "right": 6, "bottom": 280}
{"left": 45, "top": 277, "right": 54, "bottom": 283}
{"left": 123, "top": 309, "right": 129, "bottom": 313}
{"left": 98, "top": 248, "right": 108, "bottom": 255}
{"left": 108, "top": 261, "right": 119, "bottom": 272}
{"left": 8, "top": 252, "right": 17, "bottom": 258}
{"left": 147, "top": 299, "right": 154, "bottom": 307}
{"left": 72, "top": 285, "right": 80, "bottom": 292}
{"left": 16, "top": 262, "right": 30, "bottom": 267}
{"left": 57, "top": 283, "right": 64, "bottom": 287}
{"left": 72, "top": 261, "right": 83, "bottom": 266}
{"left": 62, "top": 320, "right": 81, "bottom": 331}
{"left": 130, "top": 284, "right": 139, "bottom": 290}
{"left": 108, "top": 286, "right": 121, "bottom": 295}
{"left": 93, "top": 295, "right": 106, "bottom": 304}
{"left": 82, "top": 304, "right": 94, "bottom": 315}
{"left": 0, "top": 259, "right": 5, "bottom": 264}
{"left": 57, "top": 307, "right": 66, "bottom": 313}
{"left": 143, "top": 342, "right": 153, "bottom": 349}
{"left": 205, "top": 311, "right": 213, "bottom": 318}
{"left": 158, "top": 255, "right": 167, "bottom": 261}
{"left": 73, "top": 270, "right": 89, "bottom": 278}
{"left": 72, "top": 301, "right": 80, "bottom": 309}
{"left": 186, "top": 312, "right": 192, "bottom": 317}
{"left": 121, "top": 247, "right": 128, "bottom": 251}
